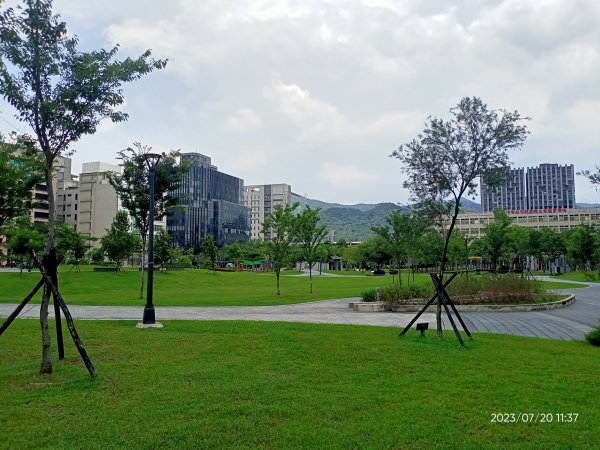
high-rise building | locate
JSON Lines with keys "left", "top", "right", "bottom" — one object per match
{"left": 480, "top": 163, "right": 576, "bottom": 212}
{"left": 526, "top": 164, "right": 575, "bottom": 210}
{"left": 55, "top": 156, "right": 79, "bottom": 228}
{"left": 480, "top": 168, "right": 526, "bottom": 212}
{"left": 167, "top": 153, "right": 250, "bottom": 250}
{"left": 243, "top": 184, "right": 292, "bottom": 240}
{"left": 76, "top": 162, "right": 120, "bottom": 242}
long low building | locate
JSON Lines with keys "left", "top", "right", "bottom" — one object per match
{"left": 454, "top": 208, "right": 600, "bottom": 238}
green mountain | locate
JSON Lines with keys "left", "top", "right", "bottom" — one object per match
{"left": 290, "top": 194, "right": 482, "bottom": 242}
{"left": 320, "top": 203, "right": 411, "bottom": 242}
{"left": 290, "top": 193, "right": 379, "bottom": 212}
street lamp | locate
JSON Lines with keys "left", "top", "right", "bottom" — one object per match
{"left": 142, "top": 152, "right": 162, "bottom": 325}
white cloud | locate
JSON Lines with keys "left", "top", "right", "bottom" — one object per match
{"left": 223, "top": 109, "right": 263, "bottom": 132}
{"left": 320, "top": 163, "right": 377, "bottom": 187}
{"left": 4, "top": 0, "right": 599, "bottom": 204}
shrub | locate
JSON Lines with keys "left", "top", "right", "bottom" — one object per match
{"left": 378, "top": 273, "right": 542, "bottom": 311}
{"left": 380, "top": 283, "right": 433, "bottom": 311}
{"left": 388, "top": 269, "right": 398, "bottom": 275}
{"left": 372, "top": 269, "right": 386, "bottom": 275}
{"left": 585, "top": 325, "right": 600, "bottom": 347}
{"left": 446, "top": 273, "right": 538, "bottom": 305}
{"left": 361, "top": 289, "right": 377, "bottom": 302}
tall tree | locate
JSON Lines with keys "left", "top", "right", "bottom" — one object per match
{"left": 107, "top": 143, "right": 189, "bottom": 297}
{"left": 0, "top": 134, "right": 44, "bottom": 229}
{"left": 100, "top": 211, "right": 139, "bottom": 271}
{"left": 262, "top": 202, "right": 299, "bottom": 295}
{"left": 0, "top": 0, "right": 166, "bottom": 374}
{"left": 294, "top": 205, "right": 328, "bottom": 293}
{"left": 391, "top": 97, "right": 529, "bottom": 336}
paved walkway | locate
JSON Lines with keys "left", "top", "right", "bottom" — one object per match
{"left": 1, "top": 277, "right": 598, "bottom": 341}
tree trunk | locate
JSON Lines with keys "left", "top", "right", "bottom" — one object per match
{"left": 276, "top": 269, "right": 281, "bottom": 295}
{"left": 40, "top": 165, "right": 56, "bottom": 374}
{"left": 39, "top": 284, "right": 52, "bottom": 374}
{"left": 309, "top": 264, "right": 313, "bottom": 294}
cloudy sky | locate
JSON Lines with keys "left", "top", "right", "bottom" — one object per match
{"left": 1, "top": 0, "right": 599, "bottom": 205}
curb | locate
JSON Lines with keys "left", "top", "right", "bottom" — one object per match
{"left": 350, "top": 295, "right": 576, "bottom": 312}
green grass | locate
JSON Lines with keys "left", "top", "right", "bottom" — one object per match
{"left": 1, "top": 320, "right": 599, "bottom": 449}
{"left": 552, "top": 271, "right": 600, "bottom": 283}
{"left": 0, "top": 270, "right": 582, "bottom": 307}
{"left": 0, "top": 269, "right": 403, "bottom": 306}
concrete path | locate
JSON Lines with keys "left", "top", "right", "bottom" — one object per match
{"left": 1, "top": 277, "right": 598, "bottom": 341}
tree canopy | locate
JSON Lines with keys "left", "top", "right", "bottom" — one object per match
{"left": 0, "top": 0, "right": 166, "bottom": 375}
{"left": 391, "top": 97, "right": 529, "bottom": 336}
{"left": 0, "top": 134, "right": 44, "bottom": 229}
{"left": 100, "top": 211, "right": 139, "bottom": 271}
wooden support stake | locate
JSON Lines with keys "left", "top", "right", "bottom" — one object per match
{"left": 32, "top": 251, "right": 96, "bottom": 378}
{"left": 0, "top": 277, "right": 45, "bottom": 337}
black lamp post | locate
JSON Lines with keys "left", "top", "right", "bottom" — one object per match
{"left": 143, "top": 153, "right": 162, "bottom": 324}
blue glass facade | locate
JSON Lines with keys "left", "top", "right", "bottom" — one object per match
{"left": 167, "top": 153, "right": 250, "bottom": 250}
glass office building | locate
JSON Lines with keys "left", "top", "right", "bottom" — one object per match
{"left": 167, "top": 153, "right": 250, "bottom": 250}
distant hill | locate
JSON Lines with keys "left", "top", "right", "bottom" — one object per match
{"left": 290, "top": 193, "right": 378, "bottom": 212}
{"left": 290, "top": 194, "right": 482, "bottom": 241}
{"left": 577, "top": 203, "right": 600, "bottom": 209}
{"left": 320, "top": 203, "right": 410, "bottom": 242}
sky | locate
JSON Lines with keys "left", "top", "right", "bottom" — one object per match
{"left": 1, "top": 0, "right": 599, "bottom": 205}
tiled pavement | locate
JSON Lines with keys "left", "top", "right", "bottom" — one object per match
{"left": 1, "top": 277, "right": 598, "bottom": 341}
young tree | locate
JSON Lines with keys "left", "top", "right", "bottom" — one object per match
{"left": 55, "top": 221, "right": 87, "bottom": 271}
{"left": 540, "top": 227, "right": 565, "bottom": 275}
{"left": 0, "top": 0, "right": 166, "bottom": 374}
{"left": 356, "top": 236, "right": 391, "bottom": 272}
{"left": 153, "top": 227, "right": 173, "bottom": 268}
{"left": 262, "top": 202, "right": 299, "bottom": 295}
{"left": 480, "top": 209, "right": 513, "bottom": 270}
{"left": 372, "top": 210, "right": 407, "bottom": 284}
{"left": 506, "top": 225, "right": 531, "bottom": 274}
{"left": 294, "top": 206, "right": 328, "bottom": 293}
{"left": 6, "top": 222, "right": 45, "bottom": 273}
{"left": 107, "top": 143, "right": 189, "bottom": 297}
{"left": 100, "top": 211, "right": 139, "bottom": 271}
{"left": 201, "top": 234, "right": 218, "bottom": 272}
{"left": 0, "top": 134, "right": 44, "bottom": 229}
{"left": 566, "top": 224, "right": 598, "bottom": 271}
{"left": 391, "top": 97, "right": 529, "bottom": 336}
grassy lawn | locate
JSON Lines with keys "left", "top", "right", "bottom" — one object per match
{"left": 0, "top": 269, "right": 403, "bottom": 307}
{"left": 552, "top": 271, "right": 600, "bottom": 283}
{"left": 1, "top": 320, "right": 599, "bottom": 449}
{"left": 0, "top": 269, "right": 582, "bottom": 307}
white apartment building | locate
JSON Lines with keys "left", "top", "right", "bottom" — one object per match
{"left": 76, "top": 162, "right": 120, "bottom": 243}
{"left": 244, "top": 183, "right": 291, "bottom": 239}
{"left": 453, "top": 208, "right": 600, "bottom": 238}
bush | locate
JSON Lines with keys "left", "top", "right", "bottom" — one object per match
{"left": 378, "top": 273, "right": 542, "bottom": 311}
{"left": 380, "top": 283, "right": 433, "bottom": 311}
{"left": 446, "top": 273, "right": 538, "bottom": 305}
{"left": 585, "top": 325, "right": 600, "bottom": 347}
{"left": 372, "top": 269, "right": 385, "bottom": 275}
{"left": 388, "top": 269, "right": 398, "bottom": 275}
{"left": 361, "top": 289, "right": 377, "bottom": 302}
